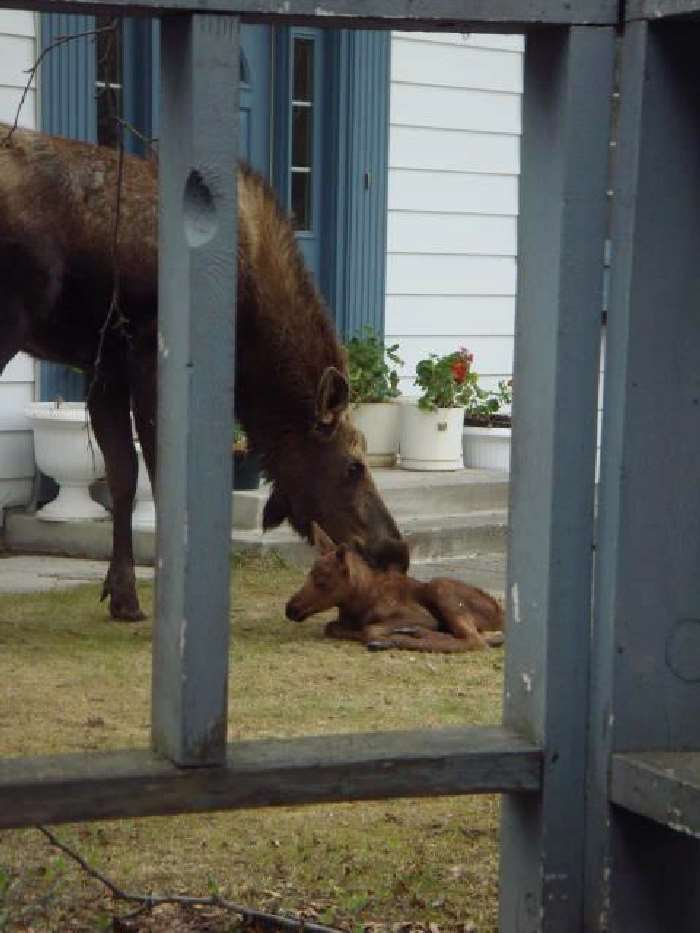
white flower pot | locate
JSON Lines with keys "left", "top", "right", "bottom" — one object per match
{"left": 25, "top": 402, "right": 109, "bottom": 522}
{"left": 398, "top": 402, "right": 464, "bottom": 471}
{"left": 462, "top": 426, "right": 512, "bottom": 472}
{"left": 133, "top": 442, "right": 156, "bottom": 531}
{"left": 350, "top": 401, "right": 401, "bottom": 467}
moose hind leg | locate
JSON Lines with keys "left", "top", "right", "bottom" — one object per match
{"left": 88, "top": 373, "right": 144, "bottom": 621}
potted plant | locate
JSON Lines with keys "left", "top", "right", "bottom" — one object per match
{"left": 344, "top": 327, "right": 403, "bottom": 467}
{"left": 462, "top": 377, "right": 513, "bottom": 472}
{"left": 399, "top": 348, "right": 478, "bottom": 471}
{"left": 232, "top": 423, "right": 262, "bottom": 490}
{"left": 25, "top": 399, "right": 109, "bottom": 521}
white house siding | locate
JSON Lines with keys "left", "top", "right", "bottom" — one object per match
{"left": 386, "top": 31, "right": 523, "bottom": 397}
{"left": 0, "top": 10, "right": 38, "bottom": 522}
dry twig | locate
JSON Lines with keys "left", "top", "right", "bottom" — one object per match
{"left": 38, "top": 825, "right": 342, "bottom": 932}
{"left": 3, "top": 21, "right": 118, "bottom": 147}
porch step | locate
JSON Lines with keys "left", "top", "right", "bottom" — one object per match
{"left": 233, "top": 467, "right": 509, "bottom": 530}
{"left": 3, "top": 506, "right": 507, "bottom": 569}
{"left": 2, "top": 468, "right": 509, "bottom": 567}
{"left": 231, "top": 508, "right": 508, "bottom": 569}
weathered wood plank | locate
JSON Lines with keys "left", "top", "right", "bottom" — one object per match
{"left": 0, "top": 0, "right": 619, "bottom": 27}
{"left": 152, "top": 13, "right": 239, "bottom": 766}
{"left": 627, "top": 0, "right": 700, "bottom": 20}
{"left": 611, "top": 753, "right": 700, "bottom": 839}
{"left": 0, "top": 727, "right": 541, "bottom": 829}
{"left": 498, "top": 24, "right": 614, "bottom": 933}
{"left": 584, "top": 19, "right": 700, "bottom": 932}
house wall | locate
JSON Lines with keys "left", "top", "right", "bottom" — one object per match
{"left": 0, "top": 10, "right": 38, "bottom": 522}
{"left": 386, "top": 31, "right": 524, "bottom": 397}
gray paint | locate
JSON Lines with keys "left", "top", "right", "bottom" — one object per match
{"left": 627, "top": 0, "right": 700, "bottom": 19}
{"left": 611, "top": 752, "right": 700, "bottom": 839}
{"left": 584, "top": 19, "right": 700, "bottom": 931}
{"left": 1, "top": 0, "right": 619, "bottom": 26}
{"left": 499, "top": 26, "right": 614, "bottom": 933}
{"left": 0, "top": 726, "right": 541, "bottom": 829}
{"left": 151, "top": 13, "right": 239, "bottom": 766}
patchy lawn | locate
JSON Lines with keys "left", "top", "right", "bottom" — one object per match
{"left": 0, "top": 553, "right": 504, "bottom": 932}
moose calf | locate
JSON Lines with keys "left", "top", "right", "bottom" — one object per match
{"left": 285, "top": 525, "right": 504, "bottom": 653}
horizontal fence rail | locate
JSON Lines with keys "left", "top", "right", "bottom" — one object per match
{"left": 0, "top": 0, "right": 620, "bottom": 25}
{"left": 0, "top": 727, "right": 541, "bottom": 829}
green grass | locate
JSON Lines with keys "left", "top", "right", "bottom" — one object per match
{"left": 0, "top": 553, "right": 503, "bottom": 932}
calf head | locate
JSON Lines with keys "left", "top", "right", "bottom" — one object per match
{"left": 285, "top": 524, "right": 411, "bottom": 622}
{"left": 262, "top": 366, "right": 402, "bottom": 566}
{"left": 285, "top": 525, "right": 362, "bottom": 622}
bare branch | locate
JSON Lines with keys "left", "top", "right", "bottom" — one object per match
{"left": 3, "top": 22, "right": 117, "bottom": 147}
{"left": 38, "top": 826, "right": 342, "bottom": 932}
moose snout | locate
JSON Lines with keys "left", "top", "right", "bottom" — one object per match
{"left": 285, "top": 596, "right": 306, "bottom": 622}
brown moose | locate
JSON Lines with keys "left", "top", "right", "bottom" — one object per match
{"left": 0, "top": 127, "right": 401, "bottom": 620}
{"left": 285, "top": 525, "right": 505, "bottom": 653}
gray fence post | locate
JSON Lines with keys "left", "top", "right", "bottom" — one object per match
{"left": 585, "top": 20, "right": 700, "bottom": 931}
{"left": 152, "top": 12, "right": 240, "bottom": 766}
{"left": 498, "top": 25, "right": 614, "bottom": 932}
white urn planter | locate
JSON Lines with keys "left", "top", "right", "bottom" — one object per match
{"left": 25, "top": 402, "right": 109, "bottom": 522}
{"left": 350, "top": 401, "right": 401, "bottom": 467}
{"left": 133, "top": 442, "right": 156, "bottom": 531}
{"left": 462, "top": 425, "right": 512, "bottom": 472}
{"left": 398, "top": 401, "right": 465, "bottom": 471}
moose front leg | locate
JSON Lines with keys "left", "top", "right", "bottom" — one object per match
{"left": 87, "top": 373, "right": 144, "bottom": 621}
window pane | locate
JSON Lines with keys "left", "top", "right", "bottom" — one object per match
{"left": 292, "top": 106, "right": 312, "bottom": 168}
{"left": 291, "top": 172, "right": 311, "bottom": 231}
{"left": 293, "top": 37, "right": 313, "bottom": 102}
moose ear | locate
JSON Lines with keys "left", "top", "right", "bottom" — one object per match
{"left": 262, "top": 487, "right": 290, "bottom": 531}
{"left": 315, "top": 366, "right": 349, "bottom": 437}
{"left": 312, "top": 523, "right": 336, "bottom": 555}
{"left": 359, "top": 539, "right": 410, "bottom": 574}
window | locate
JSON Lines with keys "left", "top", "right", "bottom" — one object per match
{"left": 95, "top": 17, "right": 123, "bottom": 147}
{"left": 290, "top": 36, "right": 314, "bottom": 231}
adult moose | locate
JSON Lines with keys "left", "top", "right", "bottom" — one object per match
{"left": 0, "top": 127, "right": 401, "bottom": 620}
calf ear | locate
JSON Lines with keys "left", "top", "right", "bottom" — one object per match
{"left": 311, "top": 523, "right": 336, "bottom": 555}
{"left": 315, "top": 366, "right": 349, "bottom": 437}
{"left": 262, "top": 487, "right": 290, "bottom": 530}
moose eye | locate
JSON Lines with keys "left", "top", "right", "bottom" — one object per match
{"left": 346, "top": 459, "right": 365, "bottom": 483}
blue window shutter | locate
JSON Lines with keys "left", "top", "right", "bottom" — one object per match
{"left": 325, "top": 30, "right": 390, "bottom": 339}
{"left": 40, "top": 15, "right": 96, "bottom": 401}
{"left": 40, "top": 14, "right": 97, "bottom": 142}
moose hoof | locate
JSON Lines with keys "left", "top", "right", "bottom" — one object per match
{"left": 486, "top": 632, "right": 505, "bottom": 647}
{"left": 390, "top": 626, "right": 421, "bottom": 637}
{"left": 109, "top": 601, "right": 147, "bottom": 623}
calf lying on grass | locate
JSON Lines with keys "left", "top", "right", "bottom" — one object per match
{"left": 285, "top": 525, "right": 504, "bottom": 653}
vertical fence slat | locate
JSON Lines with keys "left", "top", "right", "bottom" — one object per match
{"left": 152, "top": 12, "right": 239, "bottom": 766}
{"left": 585, "top": 19, "right": 700, "bottom": 931}
{"left": 498, "top": 25, "right": 614, "bottom": 932}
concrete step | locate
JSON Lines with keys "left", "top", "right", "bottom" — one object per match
{"left": 233, "top": 467, "right": 509, "bottom": 530}
{"left": 3, "top": 506, "right": 508, "bottom": 570}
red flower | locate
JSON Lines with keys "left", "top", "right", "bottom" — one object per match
{"left": 451, "top": 360, "right": 468, "bottom": 384}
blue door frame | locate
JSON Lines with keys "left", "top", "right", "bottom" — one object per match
{"left": 39, "top": 16, "right": 389, "bottom": 403}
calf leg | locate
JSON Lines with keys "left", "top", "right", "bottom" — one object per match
{"left": 87, "top": 371, "right": 144, "bottom": 621}
{"left": 364, "top": 617, "right": 488, "bottom": 653}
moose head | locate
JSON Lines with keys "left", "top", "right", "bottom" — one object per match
{"left": 261, "top": 366, "right": 403, "bottom": 567}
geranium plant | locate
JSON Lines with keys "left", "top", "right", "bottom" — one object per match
{"left": 414, "top": 348, "right": 480, "bottom": 411}
{"left": 415, "top": 348, "right": 512, "bottom": 423}
{"left": 344, "top": 327, "right": 403, "bottom": 404}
